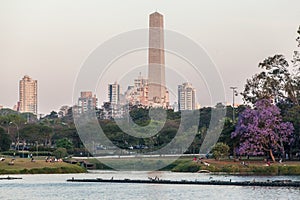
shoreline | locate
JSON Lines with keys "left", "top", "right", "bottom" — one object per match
{"left": 80, "top": 157, "right": 300, "bottom": 176}
{"left": 66, "top": 177, "right": 300, "bottom": 187}
{"left": 2, "top": 156, "right": 300, "bottom": 176}
{"left": 170, "top": 159, "right": 300, "bottom": 176}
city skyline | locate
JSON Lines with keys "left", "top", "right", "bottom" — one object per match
{"left": 0, "top": 1, "right": 299, "bottom": 114}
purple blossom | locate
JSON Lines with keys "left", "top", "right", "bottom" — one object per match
{"left": 231, "top": 99, "right": 294, "bottom": 156}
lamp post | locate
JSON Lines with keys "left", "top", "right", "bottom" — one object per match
{"left": 36, "top": 141, "right": 38, "bottom": 158}
{"left": 230, "top": 87, "right": 238, "bottom": 159}
{"left": 230, "top": 87, "right": 238, "bottom": 122}
{"left": 9, "top": 122, "right": 19, "bottom": 152}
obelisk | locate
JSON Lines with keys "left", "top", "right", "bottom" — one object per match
{"left": 148, "top": 12, "right": 168, "bottom": 107}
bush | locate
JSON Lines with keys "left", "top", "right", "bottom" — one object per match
{"left": 221, "top": 165, "right": 240, "bottom": 173}
{"left": 52, "top": 148, "right": 68, "bottom": 158}
{"left": 286, "top": 166, "right": 300, "bottom": 175}
{"left": 28, "top": 146, "right": 54, "bottom": 152}
{"left": 172, "top": 162, "right": 200, "bottom": 172}
{"left": 212, "top": 142, "right": 230, "bottom": 160}
{"left": 56, "top": 138, "right": 73, "bottom": 152}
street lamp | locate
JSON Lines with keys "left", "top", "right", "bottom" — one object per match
{"left": 230, "top": 87, "right": 238, "bottom": 122}
{"left": 9, "top": 122, "right": 19, "bottom": 152}
{"left": 36, "top": 141, "right": 38, "bottom": 158}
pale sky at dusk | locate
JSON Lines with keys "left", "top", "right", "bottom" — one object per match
{"left": 0, "top": 0, "right": 299, "bottom": 114}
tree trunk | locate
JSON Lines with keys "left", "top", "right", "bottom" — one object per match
{"left": 280, "top": 139, "right": 285, "bottom": 161}
{"left": 48, "top": 138, "right": 52, "bottom": 147}
{"left": 269, "top": 149, "right": 275, "bottom": 162}
{"left": 233, "top": 144, "right": 236, "bottom": 159}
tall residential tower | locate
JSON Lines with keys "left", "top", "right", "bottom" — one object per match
{"left": 148, "top": 12, "right": 169, "bottom": 107}
{"left": 108, "top": 82, "right": 120, "bottom": 105}
{"left": 178, "top": 82, "right": 196, "bottom": 111}
{"left": 78, "top": 91, "right": 98, "bottom": 113}
{"left": 19, "top": 75, "right": 38, "bottom": 115}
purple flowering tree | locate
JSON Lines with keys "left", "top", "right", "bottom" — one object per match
{"left": 231, "top": 99, "right": 294, "bottom": 161}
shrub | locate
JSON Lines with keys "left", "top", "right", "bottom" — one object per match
{"left": 172, "top": 162, "right": 200, "bottom": 172}
{"left": 212, "top": 142, "right": 230, "bottom": 160}
{"left": 52, "top": 148, "right": 68, "bottom": 158}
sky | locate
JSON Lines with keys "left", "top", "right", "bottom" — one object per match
{"left": 0, "top": 0, "right": 299, "bottom": 114}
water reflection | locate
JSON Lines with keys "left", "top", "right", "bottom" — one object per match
{"left": 0, "top": 171, "right": 299, "bottom": 200}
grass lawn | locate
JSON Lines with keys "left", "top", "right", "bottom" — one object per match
{"left": 79, "top": 156, "right": 300, "bottom": 175}
{"left": 0, "top": 157, "right": 86, "bottom": 174}
{"left": 81, "top": 157, "right": 181, "bottom": 171}
{"left": 171, "top": 157, "right": 300, "bottom": 175}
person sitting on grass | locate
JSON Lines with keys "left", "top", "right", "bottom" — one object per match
{"left": 241, "top": 161, "right": 249, "bottom": 167}
{"left": 8, "top": 159, "right": 14, "bottom": 165}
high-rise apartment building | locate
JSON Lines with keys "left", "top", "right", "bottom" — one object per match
{"left": 178, "top": 82, "right": 196, "bottom": 111}
{"left": 123, "top": 86, "right": 135, "bottom": 105}
{"left": 108, "top": 82, "right": 120, "bottom": 105}
{"left": 134, "top": 73, "right": 148, "bottom": 105}
{"left": 19, "top": 75, "right": 38, "bottom": 115}
{"left": 78, "top": 91, "right": 97, "bottom": 113}
{"left": 105, "top": 82, "right": 122, "bottom": 118}
{"left": 148, "top": 12, "right": 169, "bottom": 107}
{"left": 122, "top": 74, "right": 148, "bottom": 106}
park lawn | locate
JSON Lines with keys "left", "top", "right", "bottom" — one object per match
{"left": 62, "top": 156, "right": 300, "bottom": 175}
{"left": 86, "top": 157, "right": 184, "bottom": 171}
{"left": 171, "top": 158, "right": 300, "bottom": 175}
{"left": 0, "top": 158, "right": 86, "bottom": 174}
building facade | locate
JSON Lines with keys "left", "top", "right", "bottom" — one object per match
{"left": 147, "top": 12, "right": 169, "bottom": 107}
{"left": 123, "top": 73, "right": 148, "bottom": 106}
{"left": 78, "top": 91, "right": 98, "bottom": 113}
{"left": 19, "top": 75, "right": 38, "bottom": 115}
{"left": 178, "top": 82, "right": 196, "bottom": 111}
{"left": 134, "top": 73, "right": 148, "bottom": 105}
{"left": 108, "top": 82, "right": 120, "bottom": 105}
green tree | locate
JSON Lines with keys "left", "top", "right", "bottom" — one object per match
{"left": 282, "top": 105, "right": 300, "bottom": 156}
{"left": 240, "top": 26, "right": 300, "bottom": 159}
{"left": 211, "top": 142, "right": 230, "bottom": 160}
{"left": 19, "top": 124, "right": 52, "bottom": 145}
{"left": 241, "top": 27, "right": 300, "bottom": 105}
{"left": 0, "top": 109, "right": 29, "bottom": 125}
{"left": 218, "top": 118, "right": 236, "bottom": 154}
{"left": 0, "top": 127, "right": 11, "bottom": 151}
{"left": 52, "top": 147, "right": 68, "bottom": 158}
{"left": 56, "top": 138, "right": 73, "bottom": 151}
{"left": 241, "top": 55, "right": 298, "bottom": 105}
{"left": 129, "top": 106, "right": 150, "bottom": 126}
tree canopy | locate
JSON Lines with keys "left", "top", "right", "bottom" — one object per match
{"left": 0, "top": 127, "right": 11, "bottom": 151}
{"left": 241, "top": 27, "right": 300, "bottom": 106}
{"left": 231, "top": 99, "right": 294, "bottom": 161}
{"left": 212, "top": 142, "right": 229, "bottom": 160}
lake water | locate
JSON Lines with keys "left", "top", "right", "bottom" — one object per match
{"left": 0, "top": 171, "right": 300, "bottom": 200}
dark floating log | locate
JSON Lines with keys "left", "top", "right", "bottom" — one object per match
{"left": 0, "top": 176, "right": 22, "bottom": 180}
{"left": 66, "top": 178, "right": 300, "bottom": 187}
